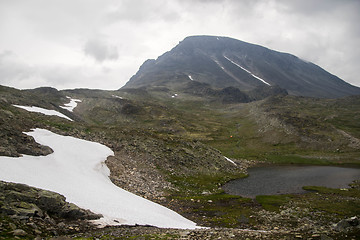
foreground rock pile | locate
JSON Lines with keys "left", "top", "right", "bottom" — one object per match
{"left": 0, "top": 181, "right": 101, "bottom": 239}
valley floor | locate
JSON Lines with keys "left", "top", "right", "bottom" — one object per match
{"left": 60, "top": 224, "right": 360, "bottom": 240}
{"left": 1, "top": 86, "right": 360, "bottom": 239}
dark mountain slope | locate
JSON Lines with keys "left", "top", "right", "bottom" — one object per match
{"left": 124, "top": 36, "right": 360, "bottom": 98}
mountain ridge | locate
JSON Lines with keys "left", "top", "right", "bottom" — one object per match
{"left": 124, "top": 35, "right": 360, "bottom": 98}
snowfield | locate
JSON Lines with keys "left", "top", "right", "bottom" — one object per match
{"left": 0, "top": 129, "right": 198, "bottom": 229}
{"left": 60, "top": 96, "right": 82, "bottom": 112}
{"left": 13, "top": 105, "right": 73, "bottom": 121}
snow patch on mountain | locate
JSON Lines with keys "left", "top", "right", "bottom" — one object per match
{"left": 13, "top": 105, "right": 73, "bottom": 121}
{"left": 224, "top": 156, "right": 237, "bottom": 166}
{"left": 0, "top": 129, "right": 197, "bottom": 229}
{"left": 212, "top": 58, "right": 226, "bottom": 70}
{"left": 60, "top": 96, "right": 82, "bottom": 112}
{"left": 223, "top": 55, "right": 271, "bottom": 86}
{"left": 112, "top": 95, "right": 123, "bottom": 99}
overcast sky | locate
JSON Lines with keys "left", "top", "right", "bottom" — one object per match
{"left": 0, "top": 0, "right": 359, "bottom": 90}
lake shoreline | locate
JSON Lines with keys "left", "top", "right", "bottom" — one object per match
{"left": 223, "top": 165, "right": 360, "bottom": 198}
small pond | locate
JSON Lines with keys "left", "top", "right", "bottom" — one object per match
{"left": 223, "top": 165, "right": 360, "bottom": 198}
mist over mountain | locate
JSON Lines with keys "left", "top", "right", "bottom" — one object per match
{"left": 124, "top": 36, "right": 360, "bottom": 98}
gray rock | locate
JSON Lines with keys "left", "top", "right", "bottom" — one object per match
{"left": 320, "top": 234, "right": 333, "bottom": 240}
{"left": 348, "top": 216, "right": 359, "bottom": 226}
{"left": 45, "top": 215, "right": 57, "bottom": 225}
{"left": 8, "top": 222, "right": 17, "bottom": 230}
{"left": 333, "top": 216, "right": 359, "bottom": 232}
{"left": 12, "top": 228, "right": 27, "bottom": 236}
{"left": 1, "top": 181, "right": 102, "bottom": 222}
{"left": 57, "top": 222, "right": 66, "bottom": 228}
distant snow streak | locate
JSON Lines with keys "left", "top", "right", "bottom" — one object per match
{"left": 112, "top": 95, "right": 123, "bottom": 99}
{"left": 13, "top": 105, "right": 73, "bottom": 121}
{"left": 213, "top": 59, "right": 225, "bottom": 70}
{"left": 223, "top": 55, "right": 271, "bottom": 86}
{"left": 224, "top": 156, "right": 237, "bottom": 166}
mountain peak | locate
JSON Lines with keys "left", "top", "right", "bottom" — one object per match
{"left": 124, "top": 35, "right": 360, "bottom": 98}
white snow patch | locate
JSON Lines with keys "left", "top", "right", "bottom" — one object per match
{"left": 13, "top": 105, "right": 73, "bottom": 121}
{"left": 223, "top": 55, "right": 271, "bottom": 86}
{"left": 224, "top": 156, "right": 237, "bottom": 166}
{"left": 213, "top": 59, "right": 225, "bottom": 70}
{"left": 60, "top": 96, "right": 82, "bottom": 112}
{"left": 188, "top": 75, "right": 194, "bottom": 81}
{"left": 216, "top": 37, "right": 220, "bottom": 40}
{"left": 112, "top": 95, "right": 123, "bottom": 99}
{"left": 0, "top": 129, "right": 197, "bottom": 229}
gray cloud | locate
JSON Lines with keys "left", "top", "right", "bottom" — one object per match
{"left": 0, "top": 0, "right": 359, "bottom": 89}
{"left": 0, "top": 50, "right": 127, "bottom": 90}
{"left": 83, "top": 39, "right": 119, "bottom": 63}
{"left": 105, "top": 0, "right": 181, "bottom": 23}
{"left": 0, "top": 51, "right": 39, "bottom": 88}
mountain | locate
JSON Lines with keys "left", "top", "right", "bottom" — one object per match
{"left": 124, "top": 35, "right": 360, "bottom": 98}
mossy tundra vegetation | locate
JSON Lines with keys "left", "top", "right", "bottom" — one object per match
{"left": 0, "top": 84, "right": 360, "bottom": 239}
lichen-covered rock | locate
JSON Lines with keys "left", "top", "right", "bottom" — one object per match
{"left": 0, "top": 181, "right": 102, "bottom": 221}
{"left": 60, "top": 203, "right": 102, "bottom": 220}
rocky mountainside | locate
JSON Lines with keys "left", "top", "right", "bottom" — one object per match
{"left": 124, "top": 35, "right": 360, "bottom": 98}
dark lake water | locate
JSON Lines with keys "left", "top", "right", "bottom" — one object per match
{"left": 223, "top": 165, "right": 360, "bottom": 198}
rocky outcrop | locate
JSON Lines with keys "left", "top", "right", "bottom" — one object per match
{"left": 333, "top": 216, "right": 360, "bottom": 232}
{"left": 0, "top": 181, "right": 102, "bottom": 221}
{"left": 0, "top": 181, "right": 101, "bottom": 238}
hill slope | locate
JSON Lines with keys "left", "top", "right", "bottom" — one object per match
{"left": 124, "top": 35, "right": 360, "bottom": 98}
{"left": 1, "top": 84, "right": 360, "bottom": 238}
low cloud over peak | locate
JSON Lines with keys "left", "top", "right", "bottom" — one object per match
{"left": 83, "top": 39, "right": 119, "bottom": 63}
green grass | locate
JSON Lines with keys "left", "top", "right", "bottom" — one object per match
{"left": 255, "top": 195, "right": 294, "bottom": 212}
{"left": 168, "top": 172, "right": 247, "bottom": 195}
{"left": 193, "top": 195, "right": 256, "bottom": 228}
{"left": 265, "top": 154, "right": 333, "bottom": 165}
{"left": 303, "top": 185, "right": 360, "bottom": 198}
{"left": 299, "top": 185, "right": 360, "bottom": 220}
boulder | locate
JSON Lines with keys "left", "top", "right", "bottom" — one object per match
{"left": 0, "top": 181, "right": 102, "bottom": 221}
{"left": 12, "top": 229, "right": 27, "bottom": 236}
{"left": 333, "top": 216, "right": 359, "bottom": 232}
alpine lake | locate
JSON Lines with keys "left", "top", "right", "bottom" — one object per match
{"left": 223, "top": 165, "right": 360, "bottom": 198}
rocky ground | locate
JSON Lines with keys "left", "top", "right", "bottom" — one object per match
{"left": 2, "top": 171, "right": 360, "bottom": 240}
{"left": 0, "top": 181, "right": 102, "bottom": 239}
{"left": 1, "top": 86, "right": 360, "bottom": 239}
